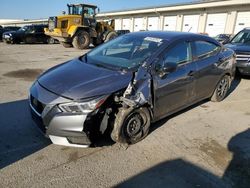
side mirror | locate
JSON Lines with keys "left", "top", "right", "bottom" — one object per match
{"left": 158, "top": 62, "right": 177, "bottom": 78}
{"left": 97, "top": 8, "right": 100, "bottom": 13}
{"left": 162, "top": 62, "right": 177, "bottom": 74}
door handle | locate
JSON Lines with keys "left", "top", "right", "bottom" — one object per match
{"left": 188, "top": 70, "right": 195, "bottom": 77}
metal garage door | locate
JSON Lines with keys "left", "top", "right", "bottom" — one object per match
{"left": 163, "top": 16, "right": 177, "bottom": 31}
{"left": 205, "top": 13, "right": 227, "bottom": 37}
{"left": 115, "top": 19, "right": 122, "bottom": 30}
{"left": 234, "top": 11, "right": 250, "bottom": 34}
{"left": 147, "top": 17, "right": 159, "bottom": 31}
{"left": 182, "top": 15, "right": 199, "bottom": 33}
{"left": 122, "top": 18, "right": 131, "bottom": 31}
{"left": 134, "top": 18, "right": 144, "bottom": 32}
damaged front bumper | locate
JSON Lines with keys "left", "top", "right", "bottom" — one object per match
{"left": 29, "top": 82, "right": 92, "bottom": 147}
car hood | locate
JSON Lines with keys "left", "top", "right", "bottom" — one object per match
{"left": 3, "top": 31, "right": 17, "bottom": 35}
{"left": 38, "top": 58, "right": 133, "bottom": 100}
{"left": 225, "top": 43, "right": 250, "bottom": 53}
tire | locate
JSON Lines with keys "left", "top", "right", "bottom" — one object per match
{"left": 62, "top": 42, "right": 73, "bottom": 48}
{"left": 104, "top": 31, "right": 118, "bottom": 42}
{"left": 92, "top": 38, "right": 101, "bottom": 47}
{"left": 72, "top": 30, "right": 90, "bottom": 49}
{"left": 211, "top": 75, "right": 230, "bottom": 102}
{"left": 111, "top": 107, "right": 151, "bottom": 144}
{"left": 47, "top": 37, "right": 55, "bottom": 44}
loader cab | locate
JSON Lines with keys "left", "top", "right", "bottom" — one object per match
{"left": 67, "top": 4, "right": 97, "bottom": 27}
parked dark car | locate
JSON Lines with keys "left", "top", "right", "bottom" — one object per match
{"left": 2, "top": 24, "right": 56, "bottom": 44}
{"left": 0, "top": 26, "right": 21, "bottom": 41}
{"left": 116, "top": 30, "right": 130, "bottom": 36}
{"left": 29, "top": 31, "right": 236, "bottom": 147}
{"left": 225, "top": 28, "right": 250, "bottom": 75}
{"left": 214, "top": 34, "right": 232, "bottom": 44}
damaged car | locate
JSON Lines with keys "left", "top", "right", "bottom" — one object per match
{"left": 29, "top": 31, "right": 236, "bottom": 147}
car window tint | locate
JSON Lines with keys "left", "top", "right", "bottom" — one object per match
{"left": 35, "top": 26, "right": 44, "bottom": 32}
{"left": 193, "top": 41, "right": 220, "bottom": 60}
{"left": 164, "top": 42, "right": 190, "bottom": 64}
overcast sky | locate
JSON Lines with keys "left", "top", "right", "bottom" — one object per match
{"left": 1, "top": 0, "right": 193, "bottom": 19}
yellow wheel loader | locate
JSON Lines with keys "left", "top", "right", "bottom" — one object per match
{"left": 44, "top": 3, "right": 117, "bottom": 49}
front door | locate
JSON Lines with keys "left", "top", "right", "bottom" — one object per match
{"left": 153, "top": 41, "right": 196, "bottom": 119}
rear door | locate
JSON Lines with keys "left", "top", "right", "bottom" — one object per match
{"left": 34, "top": 26, "right": 47, "bottom": 43}
{"left": 153, "top": 41, "right": 196, "bottom": 119}
{"left": 191, "top": 40, "right": 222, "bottom": 99}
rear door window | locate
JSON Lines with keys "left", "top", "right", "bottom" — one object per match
{"left": 192, "top": 41, "right": 220, "bottom": 60}
{"left": 35, "top": 26, "right": 44, "bottom": 33}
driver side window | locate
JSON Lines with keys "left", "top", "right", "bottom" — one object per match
{"left": 155, "top": 41, "right": 190, "bottom": 72}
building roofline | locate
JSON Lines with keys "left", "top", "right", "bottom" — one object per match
{"left": 100, "top": 0, "right": 224, "bottom": 14}
{"left": 96, "top": 0, "right": 250, "bottom": 17}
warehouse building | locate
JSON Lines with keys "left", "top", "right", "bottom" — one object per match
{"left": 97, "top": 0, "right": 250, "bottom": 36}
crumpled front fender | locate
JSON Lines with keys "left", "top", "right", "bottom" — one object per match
{"left": 122, "top": 64, "right": 152, "bottom": 108}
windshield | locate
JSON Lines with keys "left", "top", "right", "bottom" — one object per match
{"left": 68, "top": 5, "right": 83, "bottom": 15}
{"left": 83, "top": 35, "right": 165, "bottom": 70}
{"left": 68, "top": 5, "right": 95, "bottom": 18}
{"left": 231, "top": 30, "right": 250, "bottom": 44}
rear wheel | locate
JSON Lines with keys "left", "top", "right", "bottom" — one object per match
{"left": 111, "top": 107, "right": 151, "bottom": 144}
{"left": 62, "top": 42, "right": 73, "bottom": 48}
{"left": 92, "top": 38, "right": 101, "bottom": 47}
{"left": 72, "top": 30, "right": 90, "bottom": 49}
{"left": 211, "top": 75, "right": 230, "bottom": 102}
{"left": 104, "top": 31, "right": 118, "bottom": 42}
{"left": 47, "top": 37, "right": 55, "bottom": 44}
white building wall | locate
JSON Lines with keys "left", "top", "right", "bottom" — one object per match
{"left": 234, "top": 11, "right": 250, "bottom": 34}
{"left": 97, "top": 0, "right": 250, "bottom": 36}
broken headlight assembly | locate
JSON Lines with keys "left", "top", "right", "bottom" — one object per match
{"left": 58, "top": 96, "right": 107, "bottom": 114}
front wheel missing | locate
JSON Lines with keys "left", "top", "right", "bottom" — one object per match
{"left": 111, "top": 107, "right": 151, "bottom": 144}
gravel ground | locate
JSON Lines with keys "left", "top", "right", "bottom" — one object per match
{"left": 0, "top": 42, "right": 249, "bottom": 188}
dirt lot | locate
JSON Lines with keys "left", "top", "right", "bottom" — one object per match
{"left": 0, "top": 42, "right": 250, "bottom": 188}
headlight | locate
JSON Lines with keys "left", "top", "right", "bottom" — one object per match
{"left": 58, "top": 96, "right": 107, "bottom": 114}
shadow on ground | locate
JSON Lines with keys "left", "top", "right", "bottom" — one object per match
{"left": 116, "top": 158, "right": 226, "bottom": 188}
{"left": 116, "top": 128, "right": 250, "bottom": 188}
{"left": 222, "top": 128, "right": 250, "bottom": 187}
{"left": 0, "top": 99, "right": 50, "bottom": 169}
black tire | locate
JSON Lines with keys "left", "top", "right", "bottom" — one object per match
{"left": 47, "top": 37, "right": 55, "bottom": 44}
{"left": 92, "top": 38, "right": 101, "bottom": 47}
{"left": 111, "top": 107, "right": 151, "bottom": 144}
{"left": 104, "top": 31, "right": 118, "bottom": 42}
{"left": 62, "top": 42, "right": 73, "bottom": 48}
{"left": 72, "top": 30, "right": 90, "bottom": 49}
{"left": 211, "top": 75, "right": 230, "bottom": 102}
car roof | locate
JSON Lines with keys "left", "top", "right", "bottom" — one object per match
{"left": 243, "top": 28, "right": 250, "bottom": 31}
{"left": 125, "top": 31, "right": 219, "bottom": 44}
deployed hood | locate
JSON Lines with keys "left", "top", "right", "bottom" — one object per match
{"left": 225, "top": 43, "right": 250, "bottom": 53}
{"left": 38, "top": 58, "right": 133, "bottom": 100}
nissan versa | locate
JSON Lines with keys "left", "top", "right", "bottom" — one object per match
{"left": 29, "top": 31, "right": 236, "bottom": 147}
